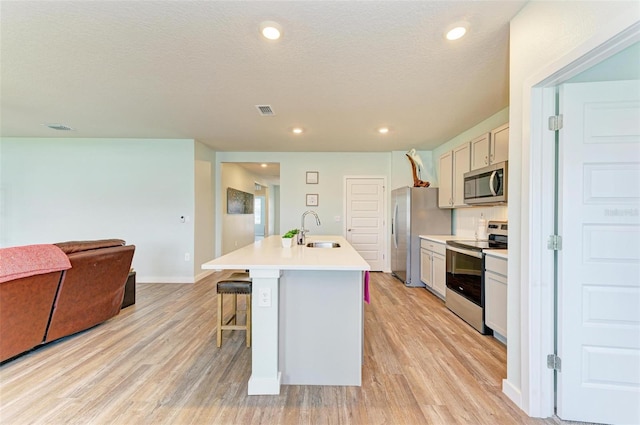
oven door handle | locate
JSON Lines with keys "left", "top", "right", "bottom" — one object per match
{"left": 446, "top": 245, "right": 483, "bottom": 259}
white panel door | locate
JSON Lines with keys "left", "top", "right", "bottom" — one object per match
{"left": 557, "top": 80, "right": 640, "bottom": 425}
{"left": 345, "top": 178, "right": 385, "bottom": 271}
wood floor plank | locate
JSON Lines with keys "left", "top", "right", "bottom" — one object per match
{"left": 1, "top": 270, "right": 568, "bottom": 424}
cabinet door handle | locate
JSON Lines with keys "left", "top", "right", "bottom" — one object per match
{"left": 485, "top": 155, "right": 488, "bottom": 165}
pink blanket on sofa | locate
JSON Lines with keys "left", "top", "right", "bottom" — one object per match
{"left": 0, "top": 244, "right": 71, "bottom": 283}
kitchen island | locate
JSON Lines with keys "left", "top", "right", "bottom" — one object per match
{"left": 201, "top": 235, "right": 370, "bottom": 395}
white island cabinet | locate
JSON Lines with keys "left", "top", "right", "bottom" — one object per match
{"left": 201, "top": 235, "right": 370, "bottom": 395}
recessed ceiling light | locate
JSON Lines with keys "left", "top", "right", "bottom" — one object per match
{"left": 378, "top": 127, "right": 390, "bottom": 134}
{"left": 292, "top": 127, "right": 304, "bottom": 134}
{"left": 446, "top": 25, "right": 467, "bottom": 41}
{"left": 260, "top": 21, "right": 282, "bottom": 40}
{"left": 261, "top": 163, "right": 268, "bottom": 168}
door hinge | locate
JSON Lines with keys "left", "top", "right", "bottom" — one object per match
{"left": 547, "top": 354, "right": 562, "bottom": 371}
{"left": 548, "top": 115, "right": 563, "bottom": 131}
{"left": 547, "top": 234, "right": 562, "bottom": 251}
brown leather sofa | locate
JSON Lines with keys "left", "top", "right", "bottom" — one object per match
{"left": 46, "top": 239, "right": 135, "bottom": 342}
{"left": 0, "top": 269, "right": 67, "bottom": 363}
{"left": 0, "top": 239, "right": 135, "bottom": 362}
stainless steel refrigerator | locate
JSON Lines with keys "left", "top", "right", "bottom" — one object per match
{"left": 391, "top": 187, "right": 451, "bottom": 287}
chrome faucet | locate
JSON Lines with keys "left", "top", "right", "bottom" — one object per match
{"left": 298, "top": 210, "right": 321, "bottom": 245}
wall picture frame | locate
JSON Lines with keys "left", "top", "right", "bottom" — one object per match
{"left": 306, "top": 171, "right": 319, "bottom": 184}
{"left": 306, "top": 194, "right": 319, "bottom": 206}
{"left": 226, "top": 187, "right": 254, "bottom": 214}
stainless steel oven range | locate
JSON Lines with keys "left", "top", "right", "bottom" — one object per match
{"left": 445, "top": 221, "right": 507, "bottom": 334}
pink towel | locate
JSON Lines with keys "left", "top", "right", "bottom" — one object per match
{"left": 364, "top": 271, "right": 370, "bottom": 304}
{"left": 0, "top": 244, "right": 71, "bottom": 283}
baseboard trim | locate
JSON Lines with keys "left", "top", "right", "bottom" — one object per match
{"left": 248, "top": 372, "right": 282, "bottom": 395}
{"left": 195, "top": 270, "right": 214, "bottom": 282}
{"left": 502, "top": 378, "right": 522, "bottom": 409}
{"left": 136, "top": 276, "right": 195, "bottom": 284}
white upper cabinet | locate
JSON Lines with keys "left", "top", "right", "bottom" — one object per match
{"left": 470, "top": 124, "right": 509, "bottom": 171}
{"left": 452, "top": 143, "right": 470, "bottom": 207}
{"left": 438, "top": 150, "right": 453, "bottom": 208}
{"left": 470, "top": 133, "right": 491, "bottom": 170}
{"left": 490, "top": 123, "right": 509, "bottom": 164}
{"left": 438, "top": 143, "right": 470, "bottom": 208}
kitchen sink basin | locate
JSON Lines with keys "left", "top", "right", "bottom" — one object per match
{"left": 306, "top": 242, "right": 341, "bottom": 248}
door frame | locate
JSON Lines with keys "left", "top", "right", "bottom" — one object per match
{"left": 524, "top": 21, "right": 640, "bottom": 417}
{"left": 343, "top": 175, "right": 388, "bottom": 272}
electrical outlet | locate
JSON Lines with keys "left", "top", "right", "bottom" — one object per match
{"left": 334, "top": 215, "right": 341, "bottom": 222}
{"left": 184, "top": 253, "right": 190, "bottom": 261}
{"left": 258, "top": 287, "right": 271, "bottom": 307}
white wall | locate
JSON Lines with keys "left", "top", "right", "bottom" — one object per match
{"left": 279, "top": 152, "right": 391, "bottom": 235}
{"left": 215, "top": 152, "right": 395, "bottom": 258}
{"left": 0, "top": 138, "right": 196, "bottom": 283}
{"left": 220, "top": 163, "right": 267, "bottom": 254}
{"left": 509, "top": 1, "right": 639, "bottom": 416}
{"left": 194, "top": 142, "right": 216, "bottom": 282}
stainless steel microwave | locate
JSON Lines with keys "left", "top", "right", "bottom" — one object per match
{"left": 463, "top": 161, "right": 508, "bottom": 205}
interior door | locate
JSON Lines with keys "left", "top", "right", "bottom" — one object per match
{"left": 345, "top": 177, "right": 385, "bottom": 271}
{"left": 557, "top": 80, "right": 640, "bottom": 424}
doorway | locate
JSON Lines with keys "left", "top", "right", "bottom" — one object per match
{"left": 219, "top": 162, "right": 280, "bottom": 255}
{"left": 529, "top": 32, "right": 640, "bottom": 423}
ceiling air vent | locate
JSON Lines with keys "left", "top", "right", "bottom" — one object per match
{"left": 255, "top": 105, "right": 275, "bottom": 116}
{"left": 45, "top": 123, "right": 74, "bottom": 131}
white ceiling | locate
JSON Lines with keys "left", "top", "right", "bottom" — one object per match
{"left": 233, "top": 162, "right": 281, "bottom": 184}
{"left": 0, "top": 1, "right": 526, "bottom": 152}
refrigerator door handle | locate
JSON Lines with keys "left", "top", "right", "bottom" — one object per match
{"left": 393, "top": 202, "right": 399, "bottom": 248}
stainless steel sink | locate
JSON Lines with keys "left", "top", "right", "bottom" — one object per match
{"left": 306, "top": 241, "right": 341, "bottom": 248}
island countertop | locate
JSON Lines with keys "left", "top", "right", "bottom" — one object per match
{"left": 201, "top": 235, "right": 370, "bottom": 271}
{"left": 201, "top": 234, "right": 368, "bottom": 395}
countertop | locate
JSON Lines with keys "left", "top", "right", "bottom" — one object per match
{"left": 484, "top": 249, "right": 508, "bottom": 259}
{"left": 420, "top": 235, "right": 509, "bottom": 259}
{"left": 419, "top": 234, "right": 469, "bottom": 243}
{"left": 201, "top": 235, "right": 370, "bottom": 271}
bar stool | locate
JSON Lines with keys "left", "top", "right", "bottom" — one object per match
{"left": 217, "top": 272, "right": 252, "bottom": 347}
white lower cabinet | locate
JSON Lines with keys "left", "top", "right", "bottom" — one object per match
{"left": 420, "top": 239, "right": 446, "bottom": 299}
{"left": 432, "top": 251, "right": 446, "bottom": 297}
{"left": 485, "top": 254, "right": 507, "bottom": 342}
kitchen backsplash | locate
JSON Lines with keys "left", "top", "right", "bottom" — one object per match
{"left": 453, "top": 206, "right": 508, "bottom": 238}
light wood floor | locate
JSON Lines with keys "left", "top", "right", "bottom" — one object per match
{"left": 1, "top": 271, "right": 566, "bottom": 424}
